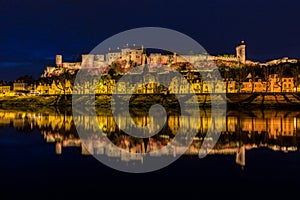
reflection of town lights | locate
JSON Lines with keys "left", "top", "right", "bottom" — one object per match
{"left": 294, "top": 117, "right": 297, "bottom": 129}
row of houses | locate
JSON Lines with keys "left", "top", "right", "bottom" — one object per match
{"left": 70, "top": 71, "right": 298, "bottom": 94}
{"left": 1, "top": 72, "right": 298, "bottom": 96}
{"left": 240, "top": 74, "right": 295, "bottom": 93}
{"left": 39, "top": 73, "right": 299, "bottom": 95}
{"left": 0, "top": 80, "right": 72, "bottom": 96}
{"left": 0, "top": 81, "right": 30, "bottom": 96}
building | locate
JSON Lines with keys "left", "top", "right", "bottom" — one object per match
{"left": 82, "top": 54, "right": 95, "bottom": 68}
{"left": 49, "top": 41, "right": 249, "bottom": 75}
{"left": 265, "top": 57, "right": 298, "bottom": 65}
{"left": 56, "top": 55, "right": 62, "bottom": 67}
{"left": 106, "top": 49, "right": 122, "bottom": 65}
{"left": 55, "top": 54, "right": 81, "bottom": 70}
{"left": 118, "top": 45, "right": 144, "bottom": 66}
{"left": 223, "top": 79, "right": 237, "bottom": 93}
{"left": 269, "top": 74, "right": 294, "bottom": 92}
{"left": 236, "top": 40, "right": 246, "bottom": 64}
{"left": 242, "top": 77, "right": 266, "bottom": 93}
{"left": 94, "top": 54, "right": 105, "bottom": 62}
{"left": 127, "top": 49, "right": 144, "bottom": 65}
{"left": 36, "top": 80, "right": 72, "bottom": 95}
{"left": 0, "top": 85, "right": 11, "bottom": 95}
{"left": 148, "top": 53, "right": 162, "bottom": 65}
{"left": 13, "top": 81, "right": 27, "bottom": 91}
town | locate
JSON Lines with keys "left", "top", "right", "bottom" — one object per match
{"left": 0, "top": 41, "right": 299, "bottom": 96}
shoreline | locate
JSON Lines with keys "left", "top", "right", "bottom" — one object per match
{"left": 1, "top": 93, "right": 300, "bottom": 110}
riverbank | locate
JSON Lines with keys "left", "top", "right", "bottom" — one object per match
{"left": 1, "top": 93, "right": 300, "bottom": 110}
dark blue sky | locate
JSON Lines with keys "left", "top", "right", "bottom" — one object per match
{"left": 0, "top": 0, "right": 299, "bottom": 81}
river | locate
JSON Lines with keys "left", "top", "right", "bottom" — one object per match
{"left": 1, "top": 107, "right": 300, "bottom": 197}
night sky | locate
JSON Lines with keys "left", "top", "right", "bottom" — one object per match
{"left": 0, "top": 0, "right": 299, "bottom": 81}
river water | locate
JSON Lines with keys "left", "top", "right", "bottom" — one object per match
{"left": 1, "top": 107, "right": 300, "bottom": 197}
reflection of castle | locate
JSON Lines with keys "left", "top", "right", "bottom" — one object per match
{"left": 1, "top": 109, "right": 300, "bottom": 165}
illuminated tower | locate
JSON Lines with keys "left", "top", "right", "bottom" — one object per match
{"left": 82, "top": 54, "right": 95, "bottom": 68}
{"left": 56, "top": 55, "right": 63, "bottom": 67}
{"left": 236, "top": 40, "right": 246, "bottom": 64}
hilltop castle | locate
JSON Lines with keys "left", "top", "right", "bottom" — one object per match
{"left": 42, "top": 41, "right": 297, "bottom": 77}
{"left": 51, "top": 41, "right": 247, "bottom": 70}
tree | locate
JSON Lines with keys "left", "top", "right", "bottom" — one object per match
{"left": 16, "top": 75, "right": 35, "bottom": 84}
{"left": 237, "top": 65, "right": 249, "bottom": 93}
{"left": 219, "top": 65, "right": 229, "bottom": 93}
{"left": 53, "top": 69, "right": 74, "bottom": 98}
{"left": 263, "top": 66, "right": 270, "bottom": 92}
{"left": 99, "top": 74, "right": 112, "bottom": 94}
{"left": 210, "top": 69, "right": 221, "bottom": 93}
{"left": 275, "top": 63, "right": 288, "bottom": 92}
{"left": 291, "top": 64, "right": 299, "bottom": 92}
{"left": 250, "top": 65, "right": 261, "bottom": 93}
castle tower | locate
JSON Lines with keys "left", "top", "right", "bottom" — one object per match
{"left": 82, "top": 54, "right": 95, "bottom": 68}
{"left": 173, "top": 52, "right": 177, "bottom": 63}
{"left": 56, "top": 55, "right": 62, "bottom": 67}
{"left": 236, "top": 40, "right": 246, "bottom": 64}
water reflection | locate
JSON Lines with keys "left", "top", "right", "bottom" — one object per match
{"left": 1, "top": 108, "right": 300, "bottom": 168}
